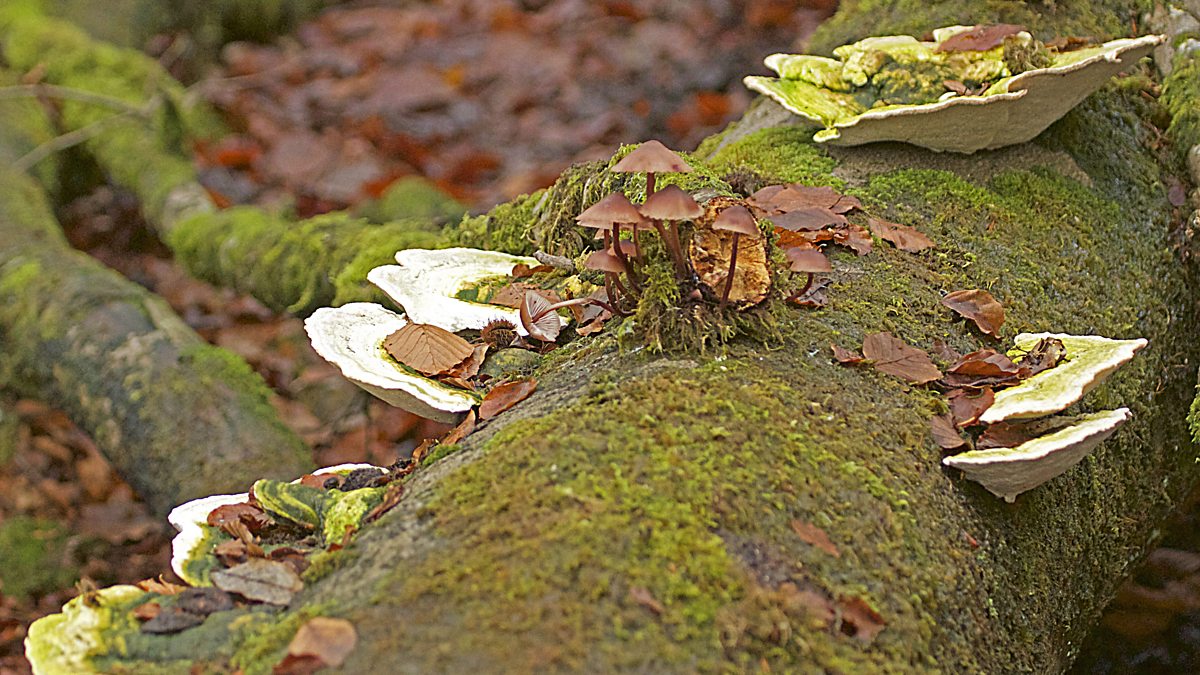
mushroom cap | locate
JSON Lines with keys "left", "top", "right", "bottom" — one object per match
{"left": 576, "top": 192, "right": 645, "bottom": 228}
{"left": 712, "top": 204, "right": 760, "bottom": 236}
{"left": 639, "top": 184, "right": 703, "bottom": 221}
{"left": 785, "top": 246, "right": 832, "bottom": 273}
{"left": 611, "top": 139, "right": 693, "bottom": 174}
{"left": 584, "top": 249, "right": 628, "bottom": 273}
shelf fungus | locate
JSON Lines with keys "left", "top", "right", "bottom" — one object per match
{"left": 979, "top": 333, "right": 1147, "bottom": 424}
{"left": 743, "top": 27, "right": 1162, "bottom": 152}
{"left": 943, "top": 409, "right": 1131, "bottom": 502}
{"left": 25, "top": 584, "right": 146, "bottom": 675}
{"left": 305, "top": 302, "right": 481, "bottom": 422}
{"left": 367, "top": 247, "right": 566, "bottom": 335}
{"left": 168, "top": 464, "right": 385, "bottom": 586}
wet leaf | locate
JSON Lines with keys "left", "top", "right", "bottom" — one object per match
{"left": 519, "top": 291, "right": 562, "bottom": 342}
{"left": 831, "top": 344, "right": 864, "bottom": 364}
{"left": 838, "top": 596, "right": 886, "bottom": 642}
{"left": 941, "top": 289, "right": 1005, "bottom": 337}
{"left": 211, "top": 558, "right": 304, "bottom": 606}
{"left": 947, "top": 387, "right": 995, "bottom": 428}
{"left": 862, "top": 332, "right": 942, "bottom": 384}
{"left": 790, "top": 519, "right": 840, "bottom": 557}
{"left": 140, "top": 606, "right": 205, "bottom": 634}
{"left": 281, "top": 617, "right": 358, "bottom": 670}
{"left": 942, "top": 349, "right": 1023, "bottom": 389}
{"left": 479, "top": 379, "right": 538, "bottom": 419}
{"left": 936, "top": 24, "right": 1026, "bottom": 52}
{"left": 867, "top": 217, "right": 935, "bottom": 252}
{"left": 628, "top": 586, "right": 665, "bottom": 615}
{"left": 930, "top": 414, "right": 967, "bottom": 450}
{"left": 383, "top": 323, "right": 475, "bottom": 376}
{"left": 441, "top": 409, "right": 477, "bottom": 446}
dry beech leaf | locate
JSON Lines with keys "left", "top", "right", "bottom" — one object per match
{"left": 1015, "top": 336, "right": 1066, "bottom": 377}
{"left": 364, "top": 481, "right": 405, "bottom": 524}
{"left": 930, "top": 414, "right": 967, "bottom": 450}
{"left": 211, "top": 558, "right": 304, "bottom": 606}
{"left": 831, "top": 344, "right": 864, "bottom": 364}
{"left": 282, "top": 617, "right": 358, "bottom": 670}
{"left": 947, "top": 387, "right": 995, "bottom": 428}
{"left": 976, "top": 420, "right": 1042, "bottom": 450}
{"left": 132, "top": 602, "right": 162, "bottom": 622}
{"left": 862, "top": 332, "right": 942, "bottom": 384}
{"left": 942, "top": 349, "right": 1023, "bottom": 389}
{"left": 772, "top": 207, "right": 847, "bottom": 231}
{"left": 207, "top": 503, "right": 274, "bottom": 535}
{"left": 867, "top": 217, "right": 935, "bottom": 252}
{"left": 790, "top": 519, "right": 841, "bottom": 557}
{"left": 135, "top": 576, "right": 187, "bottom": 595}
{"left": 628, "top": 586, "right": 665, "bottom": 615}
{"left": 930, "top": 338, "right": 963, "bottom": 364}
{"left": 441, "top": 409, "right": 477, "bottom": 446}
{"left": 941, "top": 289, "right": 1005, "bottom": 337}
{"left": 384, "top": 323, "right": 474, "bottom": 376}
{"left": 838, "top": 596, "right": 886, "bottom": 643}
{"left": 510, "top": 263, "right": 554, "bottom": 278}
{"left": 835, "top": 223, "right": 873, "bottom": 256}
{"left": 937, "top": 24, "right": 1026, "bottom": 52}
{"left": 490, "top": 282, "right": 541, "bottom": 308}
{"left": 214, "top": 539, "right": 251, "bottom": 567}
{"left": 479, "top": 379, "right": 538, "bottom": 419}
{"left": 787, "top": 279, "right": 830, "bottom": 308}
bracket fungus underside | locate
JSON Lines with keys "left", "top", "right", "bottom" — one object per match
{"left": 943, "top": 409, "right": 1131, "bottom": 502}
{"left": 744, "top": 27, "right": 1162, "bottom": 152}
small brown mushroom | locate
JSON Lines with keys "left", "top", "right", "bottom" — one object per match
{"left": 712, "top": 205, "right": 760, "bottom": 308}
{"left": 639, "top": 185, "right": 702, "bottom": 280}
{"left": 611, "top": 140, "right": 692, "bottom": 197}
{"left": 584, "top": 249, "right": 631, "bottom": 314}
{"left": 576, "top": 192, "right": 645, "bottom": 275}
{"left": 785, "top": 246, "right": 832, "bottom": 296}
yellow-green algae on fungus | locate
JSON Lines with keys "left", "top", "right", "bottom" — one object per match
{"left": 744, "top": 27, "right": 1161, "bottom": 152}
{"left": 25, "top": 584, "right": 145, "bottom": 675}
{"left": 944, "top": 408, "right": 1131, "bottom": 502}
{"left": 304, "top": 303, "right": 480, "bottom": 423}
{"left": 980, "top": 333, "right": 1148, "bottom": 424}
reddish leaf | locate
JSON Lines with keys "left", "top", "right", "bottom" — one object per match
{"left": 833, "top": 223, "right": 873, "bottom": 256}
{"left": 790, "top": 519, "right": 841, "bottom": 557}
{"left": 936, "top": 24, "right": 1026, "bottom": 52}
{"left": 930, "top": 338, "right": 963, "bottom": 364}
{"left": 838, "top": 596, "right": 887, "bottom": 642}
{"left": 628, "top": 586, "right": 665, "bottom": 615}
{"left": 441, "top": 410, "right": 477, "bottom": 445}
{"left": 941, "top": 289, "right": 1005, "bottom": 337}
{"left": 772, "top": 207, "right": 847, "bottom": 232}
{"left": 930, "top": 414, "right": 967, "bottom": 450}
{"left": 947, "top": 387, "right": 995, "bottom": 428}
{"left": 207, "top": 503, "right": 274, "bottom": 535}
{"left": 383, "top": 323, "right": 475, "bottom": 376}
{"left": 281, "top": 617, "right": 357, "bottom": 669}
{"left": 132, "top": 602, "right": 162, "bottom": 622}
{"left": 862, "top": 332, "right": 942, "bottom": 384}
{"left": 775, "top": 228, "right": 833, "bottom": 249}
{"left": 942, "top": 349, "right": 1023, "bottom": 388}
{"left": 976, "top": 420, "right": 1042, "bottom": 450}
{"left": 831, "top": 343, "right": 864, "bottom": 364}
{"left": 135, "top": 577, "right": 187, "bottom": 595}
{"left": 214, "top": 539, "right": 251, "bottom": 567}
{"left": 479, "top": 379, "right": 538, "bottom": 419}
{"left": 867, "top": 217, "right": 935, "bottom": 252}
{"left": 364, "top": 481, "right": 405, "bottom": 524}
{"left": 511, "top": 263, "right": 554, "bottom": 278}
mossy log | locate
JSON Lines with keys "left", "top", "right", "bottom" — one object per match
{"left": 0, "top": 167, "right": 312, "bottom": 516}
{"left": 17, "top": 0, "right": 1200, "bottom": 672}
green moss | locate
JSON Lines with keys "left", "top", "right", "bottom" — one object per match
{"left": 0, "top": 515, "right": 76, "bottom": 599}
{"left": 354, "top": 177, "right": 467, "bottom": 225}
{"left": 229, "top": 606, "right": 320, "bottom": 675}
{"left": 701, "top": 126, "right": 844, "bottom": 188}
{"left": 420, "top": 443, "right": 463, "bottom": 467}
{"left": 1162, "top": 51, "right": 1200, "bottom": 157}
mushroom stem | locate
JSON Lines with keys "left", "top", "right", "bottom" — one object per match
{"left": 610, "top": 223, "right": 641, "bottom": 290}
{"left": 798, "top": 273, "right": 815, "bottom": 296}
{"left": 664, "top": 219, "right": 690, "bottom": 279}
{"left": 632, "top": 226, "right": 644, "bottom": 265}
{"left": 720, "top": 233, "right": 741, "bottom": 308}
{"left": 646, "top": 172, "right": 657, "bottom": 197}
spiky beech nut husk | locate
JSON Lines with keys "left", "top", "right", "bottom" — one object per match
{"left": 481, "top": 319, "right": 518, "bottom": 348}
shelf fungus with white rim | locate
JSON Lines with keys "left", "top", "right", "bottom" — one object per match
{"left": 979, "top": 333, "right": 1148, "bottom": 424}
{"left": 168, "top": 463, "right": 384, "bottom": 586}
{"left": 743, "top": 27, "right": 1162, "bottom": 152}
{"left": 367, "top": 247, "right": 567, "bottom": 335}
{"left": 25, "top": 584, "right": 146, "bottom": 675}
{"left": 943, "top": 409, "right": 1131, "bottom": 502}
{"left": 304, "top": 302, "right": 480, "bottom": 422}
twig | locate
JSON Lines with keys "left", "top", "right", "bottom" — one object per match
{"left": 0, "top": 83, "right": 149, "bottom": 117}
{"left": 13, "top": 111, "right": 137, "bottom": 173}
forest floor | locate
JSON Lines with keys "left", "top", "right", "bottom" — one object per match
{"left": 0, "top": 1, "right": 1195, "bottom": 673}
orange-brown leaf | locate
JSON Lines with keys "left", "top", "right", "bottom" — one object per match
{"left": 930, "top": 414, "right": 967, "bottom": 450}
{"left": 947, "top": 387, "right": 995, "bottom": 428}
{"left": 867, "top": 217, "right": 935, "bottom": 252}
{"left": 831, "top": 344, "right": 864, "bottom": 364}
{"left": 479, "top": 379, "right": 538, "bottom": 419}
{"left": 837, "top": 596, "right": 887, "bottom": 643}
{"left": 282, "top": 617, "right": 358, "bottom": 669}
{"left": 936, "top": 24, "right": 1026, "bottom": 52}
{"left": 790, "top": 519, "right": 841, "bottom": 557}
{"left": 862, "top": 332, "right": 942, "bottom": 384}
{"left": 441, "top": 410, "right": 476, "bottom": 445}
{"left": 941, "top": 289, "right": 1005, "bottom": 337}
{"left": 383, "top": 323, "right": 474, "bottom": 376}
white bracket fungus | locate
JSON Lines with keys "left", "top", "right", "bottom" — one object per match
{"left": 304, "top": 302, "right": 480, "bottom": 423}
{"left": 943, "top": 408, "right": 1130, "bottom": 502}
{"left": 367, "top": 247, "right": 566, "bottom": 335}
{"left": 26, "top": 585, "right": 146, "bottom": 675}
{"left": 744, "top": 29, "right": 1162, "bottom": 152}
{"left": 979, "top": 333, "right": 1147, "bottom": 424}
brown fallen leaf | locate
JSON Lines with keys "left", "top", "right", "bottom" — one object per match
{"left": 790, "top": 519, "right": 841, "bottom": 557}
{"left": 942, "top": 349, "right": 1022, "bottom": 389}
{"left": 779, "top": 583, "right": 836, "bottom": 626}
{"left": 135, "top": 576, "right": 187, "bottom": 595}
{"left": 628, "top": 586, "right": 665, "bottom": 615}
{"left": 214, "top": 539, "right": 251, "bottom": 567}
{"left": 930, "top": 414, "right": 967, "bottom": 450}
{"left": 947, "top": 387, "right": 995, "bottom": 428}
{"left": 941, "top": 289, "right": 1005, "bottom": 338}
{"left": 207, "top": 502, "right": 274, "bottom": 535}
{"left": 511, "top": 263, "right": 554, "bottom": 278}
{"left": 479, "top": 379, "right": 538, "bottom": 419}
{"left": 976, "top": 420, "right": 1042, "bottom": 450}
{"left": 867, "top": 217, "right": 935, "bottom": 252}
{"left": 837, "top": 595, "right": 887, "bottom": 643}
{"left": 831, "top": 344, "right": 864, "bottom": 364}
{"left": 930, "top": 338, "right": 963, "bottom": 364}
{"left": 787, "top": 279, "right": 830, "bottom": 308}
{"left": 140, "top": 606, "right": 205, "bottom": 634}
{"left": 364, "top": 481, "right": 405, "bottom": 524}
{"left": 383, "top": 323, "right": 475, "bottom": 376}
{"left": 833, "top": 223, "right": 873, "bottom": 256}
{"left": 439, "top": 344, "right": 488, "bottom": 389}
{"left": 132, "top": 602, "right": 162, "bottom": 622}
{"left": 771, "top": 207, "right": 847, "bottom": 232}
{"left": 441, "top": 409, "right": 476, "bottom": 445}
{"left": 936, "top": 24, "right": 1026, "bottom": 52}
{"left": 177, "top": 588, "right": 235, "bottom": 616}
{"left": 211, "top": 558, "right": 304, "bottom": 606}
{"left": 862, "top": 332, "right": 942, "bottom": 384}
{"left": 279, "top": 617, "right": 358, "bottom": 671}
{"left": 1014, "top": 336, "right": 1066, "bottom": 377}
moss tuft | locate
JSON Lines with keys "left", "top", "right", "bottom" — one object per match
{"left": 0, "top": 515, "right": 76, "bottom": 600}
{"left": 701, "top": 126, "right": 844, "bottom": 189}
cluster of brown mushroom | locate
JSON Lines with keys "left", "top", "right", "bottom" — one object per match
{"left": 576, "top": 140, "right": 774, "bottom": 313}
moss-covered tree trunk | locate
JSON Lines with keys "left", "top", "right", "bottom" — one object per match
{"left": 18, "top": 0, "right": 1200, "bottom": 673}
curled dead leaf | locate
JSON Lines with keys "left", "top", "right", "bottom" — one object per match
{"left": 790, "top": 519, "right": 841, "bottom": 557}
{"left": 941, "top": 289, "right": 1005, "bottom": 338}
{"left": 867, "top": 217, "right": 935, "bottom": 252}
{"left": 862, "top": 332, "right": 942, "bottom": 384}
{"left": 479, "top": 379, "right": 538, "bottom": 419}
{"left": 930, "top": 414, "right": 968, "bottom": 450}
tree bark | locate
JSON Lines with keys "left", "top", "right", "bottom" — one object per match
{"left": 17, "top": 0, "right": 1200, "bottom": 672}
